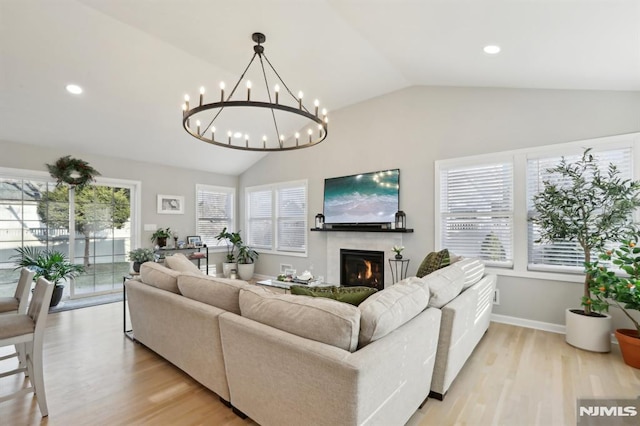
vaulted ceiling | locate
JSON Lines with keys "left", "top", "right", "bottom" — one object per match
{"left": 2, "top": 0, "right": 639, "bottom": 175}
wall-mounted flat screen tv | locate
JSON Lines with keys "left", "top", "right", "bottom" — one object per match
{"left": 323, "top": 168, "right": 400, "bottom": 225}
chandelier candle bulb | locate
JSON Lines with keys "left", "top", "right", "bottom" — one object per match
{"left": 196, "top": 120, "right": 201, "bottom": 135}
{"left": 308, "top": 128, "right": 313, "bottom": 143}
{"left": 314, "top": 99, "right": 319, "bottom": 116}
{"left": 298, "top": 91, "right": 303, "bottom": 109}
{"left": 274, "top": 84, "right": 280, "bottom": 104}
{"left": 227, "top": 131, "right": 232, "bottom": 144}
{"left": 220, "top": 82, "right": 225, "bottom": 102}
{"left": 211, "top": 126, "right": 215, "bottom": 140}
{"left": 184, "top": 94, "right": 190, "bottom": 111}
{"left": 246, "top": 81, "right": 252, "bottom": 100}
{"left": 245, "top": 134, "right": 249, "bottom": 147}
{"left": 199, "top": 86, "right": 205, "bottom": 106}
{"left": 295, "top": 132, "right": 300, "bottom": 146}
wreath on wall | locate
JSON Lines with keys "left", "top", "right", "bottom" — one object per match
{"left": 46, "top": 156, "right": 101, "bottom": 188}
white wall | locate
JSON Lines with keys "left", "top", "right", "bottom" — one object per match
{"left": 239, "top": 85, "right": 640, "bottom": 330}
{"left": 0, "top": 139, "right": 238, "bottom": 270}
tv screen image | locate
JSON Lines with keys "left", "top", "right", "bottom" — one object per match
{"left": 323, "top": 169, "right": 399, "bottom": 224}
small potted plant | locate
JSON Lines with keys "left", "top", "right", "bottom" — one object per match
{"left": 128, "top": 248, "right": 155, "bottom": 273}
{"left": 586, "top": 240, "right": 640, "bottom": 368}
{"left": 236, "top": 242, "right": 259, "bottom": 280}
{"left": 392, "top": 245, "right": 404, "bottom": 260}
{"left": 11, "top": 246, "right": 85, "bottom": 307}
{"left": 151, "top": 227, "right": 172, "bottom": 248}
{"left": 215, "top": 227, "right": 242, "bottom": 278}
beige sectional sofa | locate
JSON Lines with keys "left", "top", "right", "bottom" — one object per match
{"left": 125, "top": 256, "right": 495, "bottom": 425}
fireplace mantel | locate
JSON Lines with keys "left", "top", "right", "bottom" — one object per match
{"left": 311, "top": 228, "right": 414, "bottom": 233}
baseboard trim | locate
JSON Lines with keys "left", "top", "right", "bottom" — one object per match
{"left": 491, "top": 313, "right": 566, "bottom": 334}
{"left": 490, "top": 313, "right": 618, "bottom": 344}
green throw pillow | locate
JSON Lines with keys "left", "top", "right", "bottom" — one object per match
{"left": 290, "top": 285, "right": 377, "bottom": 306}
{"left": 334, "top": 286, "right": 378, "bottom": 306}
{"left": 290, "top": 285, "right": 336, "bottom": 300}
{"left": 416, "top": 249, "right": 450, "bottom": 278}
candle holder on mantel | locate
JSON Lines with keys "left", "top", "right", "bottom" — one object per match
{"left": 315, "top": 213, "right": 325, "bottom": 229}
{"left": 395, "top": 211, "right": 406, "bottom": 229}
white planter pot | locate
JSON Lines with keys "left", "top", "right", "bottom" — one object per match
{"left": 565, "top": 308, "right": 612, "bottom": 353}
{"left": 237, "top": 263, "right": 255, "bottom": 281}
{"left": 222, "top": 262, "right": 237, "bottom": 278}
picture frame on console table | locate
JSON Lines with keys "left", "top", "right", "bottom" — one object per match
{"left": 187, "top": 235, "right": 202, "bottom": 247}
{"left": 157, "top": 194, "right": 184, "bottom": 214}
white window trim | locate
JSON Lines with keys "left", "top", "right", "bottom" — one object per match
{"left": 195, "top": 184, "right": 236, "bottom": 253}
{"left": 435, "top": 132, "right": 640, "bottom": 283}
{"left": 245, "top": 179, "right": 308, "bottom": 257}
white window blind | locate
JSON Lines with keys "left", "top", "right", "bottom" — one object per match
{"left": 440, "top": 162, "right": 513, "bottom": 267}
{"left": 246, "top": 180, "right": 307, "bottom": 254}
{"left": 196, "top": 185, "right": 235, "bottom": 248}
{"left": 527, "top": 148, "right": 633, "bottom": 273}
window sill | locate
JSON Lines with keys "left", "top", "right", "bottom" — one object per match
{"left": 485, "top": 267, "right": 584, "bottom": 283}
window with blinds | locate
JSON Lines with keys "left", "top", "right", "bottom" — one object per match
{"left": 246, "top": 180, "right": 307, "bottom": 254}
{"left": 527, "top": 148, "right": 633, "bottom": 273}
{"left": 195, "top": 184, "right": 235, "bottom": 248}
{"left": 439, "top": 162, "right": 513, "bottom": 267}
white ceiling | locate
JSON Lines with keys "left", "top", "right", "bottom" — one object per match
{"left": 1, "top": 0, "right": 639, "bottom": 175}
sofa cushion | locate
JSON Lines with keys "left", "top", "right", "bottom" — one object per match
{"left": 165, "top": 253, "right": 202, "bottom": 274}
{"left": 456, "top": 258, "right": 485, "bottom": 290}
{"left": 416, "top": 249, "right": 450, "bottom": 278}
{"left": 423, "top": 263, "right": 465, "bottom": 308}
{"left": 290, "top": 285, "right": 378, "bottom": 306}
{"left": 358, "top": 277, "right": 430, "bottom": 347}
{"left": 140, "top": 262, "right": 181, "bottom": 294}
{"left": 178, "top": 273, "right": 251, "bottom": 314}
{"left": 239, "top": 287, "right": 361, "bottom": 352}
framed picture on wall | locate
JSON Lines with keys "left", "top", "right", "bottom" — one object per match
{"left": 187, "top": 236, "right": 202, "bottom": 247}
{"left": 157, "top": 194, "right": 184, "bottom": 214}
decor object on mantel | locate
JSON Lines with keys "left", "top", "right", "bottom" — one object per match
{"left": 394, "top": 210, "right": 406, "bottom": 229}
{"left": 586, "top": 240, "right": 640, "bottom": 368}
{"left": 46, "top": 155, "right": 100, "bottom": 188}
{"left": 530, "top": 148, "right": 640, "bottom": 352}
{"left": 181, "top": 32, "right": 328, "bottom": 152}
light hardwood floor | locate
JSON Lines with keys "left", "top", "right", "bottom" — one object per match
{"left": 0, "top": 302, "right": 638, "bottom": 426}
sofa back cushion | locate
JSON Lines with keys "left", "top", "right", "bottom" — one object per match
{"left": 239, "top": 287, "right": 361, "bottom": 352}
{"left": 423, "top": 263, "right": 465, "bottom": 308}
{"left": 140, "top": 262, "right": 181, "bottom": 294}
{"left": 178, "top": 274, "right": 251, "bottom": 314}
{"left": 358, "top": 277, "right": 430, "bottom": 347}
{"left": 165, "top": 253, "right": 202, "bottom": 274}
{"left": 456, "top": 258, "right": 485, "bottom": 290}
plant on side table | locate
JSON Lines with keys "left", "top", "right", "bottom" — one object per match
{"left": 151, "top": 227, "right": 172, "bottom": 248}
{"left": 586, "top": 240, "right": 640, "bottom": 368}
{"left": 530, "top": 148, "right": 640, "bottom": 352}
{"left": 11, "top": 246, "right": 85, "bottom": 307}
{"left": 128, "top": 248, "right": 155, "bottom": 273}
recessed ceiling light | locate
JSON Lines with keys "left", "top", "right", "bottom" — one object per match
{"left": 65, "top": 84, "right": 83, "bottom": 94}
{"left": 483, "top": 45, "right": 501, "bottom": 55}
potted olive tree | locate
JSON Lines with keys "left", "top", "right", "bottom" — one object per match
{"left": 11, "top": 246, "right": 85, "bottom": 307}
{"left": 128, "top": 248, "right": 155, "bottom": 273}
{"left": 531, "top": 148, "right": 640, "bottom": 352}
{"left": 586, "top": 240, "right": 640, "bottom": 367}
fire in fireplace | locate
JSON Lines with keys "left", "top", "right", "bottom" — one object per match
{"left": 340, "top": 249, "right": 384, "bottom": 291}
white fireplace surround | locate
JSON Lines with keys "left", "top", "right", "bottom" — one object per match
{"left": 327, "top": 232, "right": 403, "bottom": 288}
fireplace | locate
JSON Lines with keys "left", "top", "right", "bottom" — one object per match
{"left": 340, "top": 249, "right": 384, "bottom": 291}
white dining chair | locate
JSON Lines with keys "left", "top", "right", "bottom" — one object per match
{"left": 0, "top": 277, "right": 54, "bottom": 417}
{"left": 0, "top": 268, "right": 35, "bottom": 316}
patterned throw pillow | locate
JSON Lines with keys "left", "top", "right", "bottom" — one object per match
{"left": 416, "top": 249, "right": 450, "bottom": 278}
{"left": 290, "top": 285, "right": 378, "bottom": 306}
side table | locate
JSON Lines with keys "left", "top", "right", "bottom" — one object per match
{"left": 388, "top": 258, "right": 410, "bottom": 284}
{"left": 123, "top": 274, "right": 138, "bottom": 341}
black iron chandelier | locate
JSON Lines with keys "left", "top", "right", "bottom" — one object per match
{"left": 182, "top": 33, "right": 328, "bottom": 152}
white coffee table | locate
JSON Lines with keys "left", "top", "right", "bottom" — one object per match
{"left": 256, "top": 279, "right": 333, "bottom": 293}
